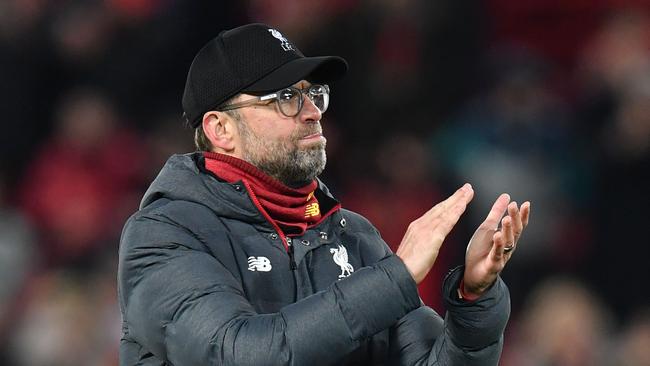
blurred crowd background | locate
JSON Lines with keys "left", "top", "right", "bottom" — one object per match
{"left": 1, "top": 0, "right": 649, "bottom": 365}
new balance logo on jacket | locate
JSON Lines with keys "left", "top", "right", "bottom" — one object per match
{"left": 248, "top": 256, "right": 272, "bottom": 272}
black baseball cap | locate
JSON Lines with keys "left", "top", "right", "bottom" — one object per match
{"left": 182, "top": 23, "right": 348, "bottom": 128}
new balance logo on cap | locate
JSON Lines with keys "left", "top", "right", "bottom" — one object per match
{"left": 248, "top": 256, "right": 272, "bottom": 272}
{"left": 268, "top": 29, "right": 294, "bottom": 51}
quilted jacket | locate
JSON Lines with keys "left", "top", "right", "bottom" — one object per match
{"left": 118, "top": 152, "right": 510, "bottom": 365}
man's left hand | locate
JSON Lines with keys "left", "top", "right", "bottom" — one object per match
{"left": 462, "top": 194, "right": 531, "bottom": 298}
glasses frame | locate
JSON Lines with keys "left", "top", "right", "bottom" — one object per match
{"left": 218, "top": 84, "right": 330, "bottom": 117}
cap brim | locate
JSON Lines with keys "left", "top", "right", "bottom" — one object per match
{"left": 243, "top": 56, "right": 348, "bottom": 93}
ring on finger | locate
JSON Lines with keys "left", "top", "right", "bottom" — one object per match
{"left": 504, "top": 243, "right": 515, "bottom": 253}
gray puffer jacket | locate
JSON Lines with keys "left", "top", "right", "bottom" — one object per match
{"left": 118, "top": 153, "right": 510, "bottom": 366}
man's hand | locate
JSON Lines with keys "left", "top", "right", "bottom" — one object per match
{"left": 462, "top": 194, "right": 531, "bottom": 297}
{"left": 396, "top": 184, "right": 474, "bottom": 284}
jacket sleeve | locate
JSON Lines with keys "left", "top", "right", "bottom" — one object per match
{"left": 118, "top": 214, "right": 421, "bottom": 366}
{"left": 388, "top": 266, "right": 510, "bottom": 365}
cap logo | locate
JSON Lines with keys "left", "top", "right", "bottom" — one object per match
{"left": 268, "top": 28, "right": 294, "bottom": 51}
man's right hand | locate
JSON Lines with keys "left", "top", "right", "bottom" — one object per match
{"left": 396, "top": 184, "right": 474, "bottom": 284}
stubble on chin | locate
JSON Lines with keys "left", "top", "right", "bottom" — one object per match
{"left": 240, "top": 123, "right": 327, "bottom": 187}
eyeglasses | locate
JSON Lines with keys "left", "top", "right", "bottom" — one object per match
{"left": 219, "top": 84, "right": 330, "bottom": 117}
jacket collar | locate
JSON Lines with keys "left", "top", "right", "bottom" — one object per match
{"left": 140, "top": 152, "right": 340, "bottom": 231}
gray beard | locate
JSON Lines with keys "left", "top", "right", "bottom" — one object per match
{"left": 238, "top": 119, "right": 327, "bottom": 187}
{"left": 250, "top": 146, "right": 326, "bottom": 187}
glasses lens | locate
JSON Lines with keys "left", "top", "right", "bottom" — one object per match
{"left": 277, "top": 88, "right": 301, "bottom": 117}
{"left": 308, "top": 84, "right": 329, "bottom": 113}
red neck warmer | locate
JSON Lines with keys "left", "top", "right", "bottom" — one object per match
{"left": 203, "top": 152, "right": 333, "bottom": 237}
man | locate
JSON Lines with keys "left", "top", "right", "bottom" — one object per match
{"left": 118, "top": 23, "right": 531, "bottom": 365}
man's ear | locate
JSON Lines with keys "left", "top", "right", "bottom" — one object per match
{"left": 202, "top": 111, "right": 237, "bottom": 153}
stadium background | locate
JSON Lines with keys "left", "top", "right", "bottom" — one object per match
{"left": 0, "top": 0, "right": 648, "bottom": 364}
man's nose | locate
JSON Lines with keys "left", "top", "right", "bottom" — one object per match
{"left": 298, "top": 94, "right": 322, "bottom": 123}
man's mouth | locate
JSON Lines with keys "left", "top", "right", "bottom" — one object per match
{"left": 301, "top": 132, "right": 323, "bottom": 140}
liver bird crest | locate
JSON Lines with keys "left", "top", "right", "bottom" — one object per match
{"left": 330, "top": 244, "right": 354, "bottom": 279}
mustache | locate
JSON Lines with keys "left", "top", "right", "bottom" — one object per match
{"left": 293, "top": 124, "right": 323, "bottom": 139}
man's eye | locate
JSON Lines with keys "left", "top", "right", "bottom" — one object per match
{"left": 279, "top": 89, "right": 297, "bottom": 101}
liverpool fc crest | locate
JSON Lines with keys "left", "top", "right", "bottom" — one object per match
{"left": 330, "top": 244, "right": 354, "bottom": 279}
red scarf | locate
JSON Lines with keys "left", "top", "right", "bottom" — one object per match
{"left": 203, "top": 152, "right": 330, "bottom": 237}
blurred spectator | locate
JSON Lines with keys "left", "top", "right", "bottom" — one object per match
{"left": 0, "top": 169, "right": 37, "bottom": 349}
{"left": 581, "top": 11, "right": 650, "bottom": 96}
{"left": 0, "top": 0, "right": 49, "bottom": 43}
{"left": 612, "top": 309, "right": 650, "bottom": 366}
{"left": 429, "top": 48, "right": 592, "bottom": 275}
{"left": 247, "top": 0, "right": 347, "bottom": 43}
{"left": 577, "top": 11, "right": 650, "bottom": 318}
{"left": 0, "top": 0, "right": 56, "bottom": 188}
{"left": 19, "top": 89, "right": 146, "bottom": 266}
{"left": 7, "top": 265, "right": 120, "bottom": 366}
{"left": 576, "top": 10, "right": 650, "bottom": 138}
{"left": 502, "top": 278, "right": 613, "bottom": 366}
{"left": 588, "top": 80, "right": 650, "bottom": 317}
{"left": 50, "top": 0, "right": 116, "bottom": 64}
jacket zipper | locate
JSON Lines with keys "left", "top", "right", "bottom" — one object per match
{"left": 287, "top": 238, "right": 297, "bottom": 270}
{"left": 241, "top": 181, "right": 296, "bottom": 270}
